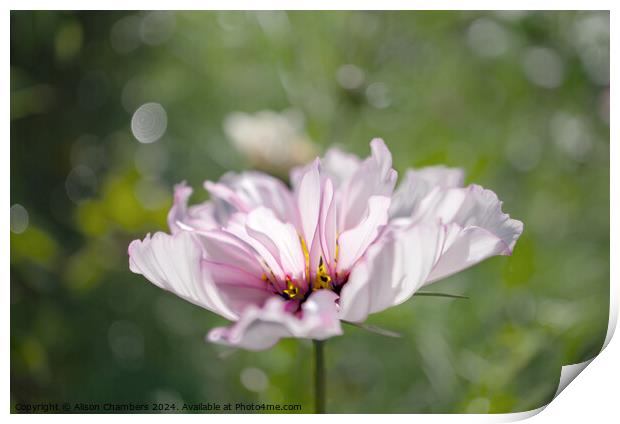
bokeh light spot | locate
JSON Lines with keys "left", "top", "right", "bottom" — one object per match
{"left": 10, "top": 204, "right": 29, "bottom": 234}
{"left": 522, "top": 46, "right": 565, "bottom": 89}
{"left": 240, "top": 367, "right": 269, "bottom": 393}
{"left": 131, "top": 102, "right": 168, "bottom": 144}
{"left": 366, "top": 82, "right": 392, "bottom": 109}
{"left": 140, "top": 11, "right": 176, "bottom": 46}
{"left": 466, "top": 18, "right": 508, "bottom": 58}
{"left": 54, "top": 20, "right": 83, "bottom": 62}
{"left": 110, "top": 15, "right": 142, "bottom": 54}
{"left": 550, "top": 112, "right": 593, "bottom": 161}
{"left": 336, "top": 64, "right": 365, "bottom": 90}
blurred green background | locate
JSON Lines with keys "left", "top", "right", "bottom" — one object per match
{"left": 10, "top": 11, "right": 609, "bottom": 413}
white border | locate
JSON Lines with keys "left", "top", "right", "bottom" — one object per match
{"left": 5, "top": 2, "right": 617, "bottom": 422}
{"left": 2, "top": 1, "right": 617, "bottom": 11}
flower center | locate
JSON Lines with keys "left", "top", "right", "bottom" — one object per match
{"left": 263, "top": 235, "right": 343, "bottom": 302}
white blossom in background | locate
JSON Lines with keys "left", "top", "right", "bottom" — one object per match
{"left": 223, "top": 109, "right": 317, "bottom": 170}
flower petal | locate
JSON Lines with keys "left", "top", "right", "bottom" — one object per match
{"left": 414, "top": 184, "right": 524, "bottom": 284}
{"left": 245, "top": 207, "right": 307, "bottom": 285}
{"left": 224, "top": 212, "right": 287, "bottom": 286}
{"left": 207, "top": 290, "right": 342, "bottom": 351}
{"left": 319, "top": 178, "right": 337, "bottom": 273}
{"left": 320, "top": 147, "right": 362, "bottom": 189}
{"left": 201, "top": 227, "right": 283, "bottom": 313}
{"left": 200, "top": 230, "right": 264, "bottom": 274}
{"left": 289, "top": 147, "right": 361, "bottom": 191}
{"left": 338, "top": 223, "right": 445, "bottom": 323}
{"left": 128, "top": 231, "right": 237, "bottom": 320}
{"left": 336, "top": 195, "right": 391, "bottom": 275}
{"left": 338, "top": 138, "right": 398, "bottom": 231}
{"left": 212, "top": 283, "right": 274, "bottom": 316}
{"left": 295, "top": 158, "right": 321, "bottom": 249}
{"left": 389, "top": 166, "right": 465, "bottom": 219}
{"left": 205, "top": 171, "right": 298, "bottom": 226}
{"left": 167, "top": 182, "right": 219, "bottom": 234}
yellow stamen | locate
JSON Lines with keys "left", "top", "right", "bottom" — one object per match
{"left": 283, "top": 277, "right": 301, "bottom": 299}
{"left": 299, "top": 236, "right": 310, "bottom": 281}
{"left": 334, "top": 235, "right": 340, "bottom": 264}
{"left": 314, "top": 257, "right": 332, "bottom": 290}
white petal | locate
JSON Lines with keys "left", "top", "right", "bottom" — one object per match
{"left": 167, "top": 182, "right": 219, "bottom": 233}
{"left": 205, "top": 171, "right": 298, "bottom": 227}
{"left": 319, "top": 178, "right": 338, "bottom": 273}
{"left": 389, "top": 166, "right": 465, "bottom": 219}
{"left": 289, "top": 147, "right": 361, "bottom": 191}
{"left": 245, "top": 207, "right": 307, "bottom": 284}
{"left": 200, "top": 229, "right": 268, "bottom": 288}
{"left": 225, "top": 212, "right": 287, "bottom": 285}
{"left": 336, "top": 195, "right": 390, "bottom": 274}
{"left": 128, "top": 231, "right": 237, "bottom": 320}
{"left": 338, "top": 138, "right": 397, "bottom": 231}
{"left": 415, "top": 184, "right": 524, "bottom": 284}
{"left": 321, "top": 147, "right": 362, "bottom": 188}
{"left": 338, "top": 223, "right": 445, "bottom": 323}
{"left": 295, "top": 158, "right": 321, "bottom": 249}
{"left": 207, "top": 290, "right": 342, "bottom": 351}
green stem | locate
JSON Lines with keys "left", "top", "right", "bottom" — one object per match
{"left": 313, "top": 339, "right": 326, "bottom": 414}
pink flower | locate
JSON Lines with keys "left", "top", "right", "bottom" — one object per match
{"left": 129, "top": 139, "right": 523, "bottom": 351}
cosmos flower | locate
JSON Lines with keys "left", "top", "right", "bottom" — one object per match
{"left": 128, "top": 139, "right": 523, "bottom": 351}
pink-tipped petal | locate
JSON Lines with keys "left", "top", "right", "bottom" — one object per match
{"left": 128, "top": 231, "right": 237, "bottom": 321}
{"left": 207, "top": 290, "right": 342, "bottom": 351}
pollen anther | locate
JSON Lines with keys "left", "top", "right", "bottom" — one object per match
{"left": 314, "top": 257, "right": 332, "bottom": 290}
{"left": 283, "top": 277, "right": 301, "bottom": 299}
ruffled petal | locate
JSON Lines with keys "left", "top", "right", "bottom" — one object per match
{"left": 319, "top": 147, "right": 362, "bottom": 189}
{"left": 338, "top": 138, "right": 397, "bottom": 231}
{"left": 413, "top": 184, "right": 524, "bottom": 284}
{"left": 289, "top": 147, "right": 361, "bottom": 192}
{"left": 204, "top": 171, "right": 299, "bottom": 227}
{"left": 389, "top": 166, "right": 465, "bottom": 219}
{"left": 338, "top": 223, "right": 445, "bottom": 323}
{"left": 167, "top": 182, "right": 219, "bottom": 234}
{"left": 207, "top": 290, "right": 342, "bottom": 351}
{"left": 128, "top": 231, "right": 237, "bottom": 320}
